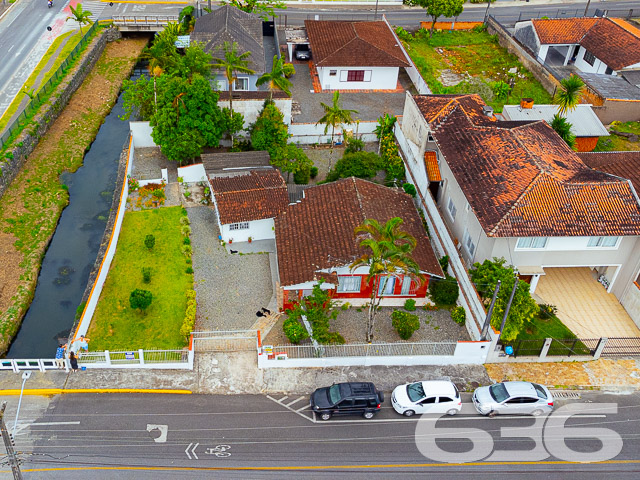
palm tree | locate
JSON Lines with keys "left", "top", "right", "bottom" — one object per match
{"left": 66, "top": 4, "right": 92, "bottom": 34}
{"left": 350, "top": 218, "right": 424, "bottom": 343}
{"left": 317, "top": 91, "right": 358, "bottom": 146}
{"left": 554, "top": 75, "right": 585, "bottom": 116}
{"left": 211, "top": 41, "right": 255, "bottom": 115}
{"left": 256, "top": 55, "right": 292, "bottom": 100}
{"left": 551, "top": 114, "right": 576, "bottom": 149}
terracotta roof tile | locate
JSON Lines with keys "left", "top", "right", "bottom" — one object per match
{"left": 414, "top": 94, "right": 640, "bottom": 237}
{"left": 424, "top": 151, "right": 442, "bottom": 182}
{"left": 578, "top": 151, "right": 640, "bottom": 193}
{"left": 275, "top": 178, "right": 443, "bottom": 287}
{"left": 209, "top": 169, "right": 289, "bottom": 224}
{"left": 305, "top": 20, "right": 409, "bottom": 68}
{"left": 531, "top": 17, "right": 640, "bottom": 71}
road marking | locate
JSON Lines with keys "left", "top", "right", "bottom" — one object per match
{"left": 0, "top": 388, "right": 192, "bottom": 395}
{"left": 12, "top": 421, "right": 80, "bottom": 436}
{"left": 146, "top": 424, "right": 168, "bottom": 443}
{"left": 185, "top": 442, "right": 199, "bottom": 460}
{"left": 313, "top": 414, "right": 608, "bottom": 424}
{"left": 285, "top": 396, "right": 305, "bottom": 408}
{"left": 279, "top": 396, "right": 289, "bottom": 403}
{"left": 11, "top": 459, "right": 640, "bottom": 473}
{"left": 296, "top": 404, "right": 311, "bottom": 413}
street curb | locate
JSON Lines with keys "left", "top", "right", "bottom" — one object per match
{"left": 0, "top": 388, "right": 192, "bottom": 395}
{"left": 0, "top": 0, "right": 19, "bottom": 24}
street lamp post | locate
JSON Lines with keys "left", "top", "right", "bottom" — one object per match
{"left": 12, "top": 371, "right": 31, "bottom": 439}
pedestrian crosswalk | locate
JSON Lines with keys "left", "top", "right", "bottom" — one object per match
{"left": 81, "top": 1, "right": 107, "bottom": 24}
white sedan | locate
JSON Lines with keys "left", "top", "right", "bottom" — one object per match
{"left": 391, "top": 380, "right": 462, "bottom": 417}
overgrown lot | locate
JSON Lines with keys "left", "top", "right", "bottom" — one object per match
{"left": 399, "top": 28, "right": 552, "bottom": 112}
{"left": 594, "top": 121, "right": 640, "bottom": 151}
{"left": 88, "top": 206, "right": 192, "bottom": 350}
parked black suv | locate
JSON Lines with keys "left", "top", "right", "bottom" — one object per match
{"left": 310, "top": 382, "right": 384, "bottom": 421}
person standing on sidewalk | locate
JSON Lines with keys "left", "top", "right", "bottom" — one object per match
{"left": 55, "top": 344, "right": 66, "bottom": 369}
{"left": 69, "top": 351, "right": 79, "bottom": 373}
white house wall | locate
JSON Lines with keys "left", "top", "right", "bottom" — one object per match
{"left": 130, "top": 122, "right": 156, "bottom": 147}
{"left": 317, "top": 66, "right": 399, "bottom": 90}
{"left": 220, "top": 218, "right": 275, "bottom": 243}
{"left": 177, "top": 164, "right": 207, "bottom": 183}
{"left": 574, "top": 47, "right": 610, "bottom": 74}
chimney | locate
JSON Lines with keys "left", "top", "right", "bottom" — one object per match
{"left": 482, "top": 105, "right": 494, "bottom": 117}
{"left": 520, "top": 98, "right": 534, "bottom": 109}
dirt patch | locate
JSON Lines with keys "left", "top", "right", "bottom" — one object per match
{"left": 0, "top": 36, "right": 148, "bottom": 353}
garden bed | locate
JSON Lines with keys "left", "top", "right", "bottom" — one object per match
{"left": 263, "top": 305, "right": 470, "bottom": 346}
{"left": 400, "top": 28, "right": 552, "bottom": 112}
{"left": 87, "top": 206, "right": 193, "bottom": 350}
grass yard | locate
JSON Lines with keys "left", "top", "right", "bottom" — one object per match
{"left": 400, "top": 28, "right": 552, "bottom": 112}
{"left": 87, "top": 206, "right": 193, "bottom": 351}
{"left": 594, "top": 121, "right": 640, "bottom": 151}
{"left": 517, "top": 314, "right": 577, "bottom": 342}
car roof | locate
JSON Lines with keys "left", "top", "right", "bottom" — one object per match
{"left": 502, "top": 381, "right": 538, "bottom": 396}
{"left": 420, "top": 380, "right": 457, "bottom": 396}
{"left": 342, "top": 382, "right": 376, "bottom": 396}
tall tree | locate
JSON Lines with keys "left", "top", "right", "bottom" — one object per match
{"left": 250, "top": 100, "right": 289, "bottom": 164}
{"left": 551, "top": 114, "right": 576, "bottom": 149}
{"left": 211, "top": 41, "right": 255, "bottom": 115}
{"left": 221, "top": 0, "right": 286, "bottom": 20}
{"left": 178, "top": 6, "right": 196, "bottom": 34}
{"left": 317, "top": 91, "right": 358, "bottom": 146}
{"left": 66, "top": 4, "right": 93, "bottom": 34}
{"left": 554, "top": 75, "right": 585, "bottom": 116}
{"left": 350, "top": 218, "right": 424, "bottom": 343}
{"left": 404, "top": 0, "right": 464, "bottom": 38}
{"left": 469, "top": 258, "right": 538, "bottom": 342}
{"left": 256, "top": 55, "right": 292, "bottom": 100}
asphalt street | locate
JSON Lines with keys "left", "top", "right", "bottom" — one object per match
{"left": 2, "top": 390, "right": 639, "bottom": 478}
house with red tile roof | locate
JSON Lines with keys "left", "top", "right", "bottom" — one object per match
{"left": 275, "top": 177, "right": 443, "bottom": 310}
{"left": 514, "top": 17, "right": 640, "bottom": 75}
{"left": 397, "top": 93, "right": 640, "bottom": 332}
{"left": 304, "top": 20, "right": 409, "bottom": 91}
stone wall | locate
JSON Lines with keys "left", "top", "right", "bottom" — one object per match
{"left": 0, "top": 27, "right": 122, "bottom": 200}
{"left": 486, "top": 16, "right": 561, "bottom": 97}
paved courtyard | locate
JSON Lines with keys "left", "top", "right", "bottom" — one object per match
{"left": 187, "top": 206, "right": 274, "bottom": 331}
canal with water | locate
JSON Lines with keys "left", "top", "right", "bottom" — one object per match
{"left": 6, "top": 89, "right": 134, "bottom": 358}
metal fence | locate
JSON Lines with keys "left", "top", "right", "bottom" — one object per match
{"left": 601, "top": 337, "right": 640, "bottom": 356}
{"left": 0, "top": 22, "right": 99, "bottom": 149}
{"left": 192, "top": 330, "right": 258, "bottom": 352}
{"left": 267, "top": 342, "right": 457, "bottom": 359}
{"left": 509, "top": 338, "right": 598, "bottom": 358}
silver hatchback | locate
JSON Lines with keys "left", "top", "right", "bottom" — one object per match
{"left": 472, "top": 381, "right": 554, "bottom": 416}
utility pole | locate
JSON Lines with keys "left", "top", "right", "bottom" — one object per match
{"left": 497, "top": 274, "right": 519, "bottom": 346}
{"left": 584, "top": 0, "right": 591, "bottom": 17}
{"left": 481, "top": 280, "right": 501, "bottom": 340}
{"left": 0, "top": 402, "right": 24, "bottom": 480}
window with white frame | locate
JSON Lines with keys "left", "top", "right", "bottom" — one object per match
{"left": 462, "top": 228, "right": 476, "bottom": 257}
{"left": 234, "top": 77, "right": 249, "bottom": 91}
{"left": 229, "top": 222, "right": 250, "bottom": 231}
{"left": 516, "top": 237, "right": 548, "bottom": 249}
{"left": 337, "top": 276, "right": 361, "bottom": 293}
{"left": 446, "top": 197, "right": 457, "bottom": 221}
{"left": 378, "top": 276, "right": 396, "bottom": 295}
{"left": 587, "top": 236, "right": 619, "bottom": 248}
{"left": 400, "top": 276, "right": 415, "bottom": 295}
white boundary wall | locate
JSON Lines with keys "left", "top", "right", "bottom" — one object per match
{"left": 130, "top": 122, "right": 155, "bottom": 147}
{"left": 177, "top": 163, "right": 207, "bottom": 183}
{"left": 289, "top": 121, "right": 377, "bottom": 145}
{"left": 258, "top": 341, "right": 490, "bottom": 368}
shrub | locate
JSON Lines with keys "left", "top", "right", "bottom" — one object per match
{"left": 345, "top": 136, "right": 365, "bottom": 154}
{"left": 180, "top": 216, "right": 190, "bottom": 225}
{"left": 151, "top": 188, "right": 165, "bottom": 200}
{"left": 340, "top": 302, "right": 351, "bottom": 311}
{"left": 186, "top": 258, "right": 192, "bottom": 264}
{"left": 293, "top": 164, "right": 310, "bottom": 184}
{"left": 142, "top": 267, "right": 152, "bottom": 283}
{"left": 283, "top": 318, "right": 308, "bottom": 344}
{"left": 429, "top": 275, "right": 459, "bottom": 305}
{"left": 184, "top": 190, "right": 191, "bottom": 198}
{"left": 183, "top": 237, "right": 191, "bottom": 245}
{"left": 402, "top": 183, "right": 417, "bottom": 197}
{"left": 180, "top": 290, "right": 197, "bottom": 338}
{"left": 451, "top": 306, "right": 466, "bottom": 325}
{"left": 181, "top": 244, "right": 192, "bottom": 256}
{"left": 186, "top": 266, "right": 194, "bottom": 274}
{"left": 181, "top": 225, "right": 191, "bottom": 236}
{"left": 539, "top": 303, "right": 558, "bottom": 319}
{"left": 395, "top": 26, "right": 412, "bottom": 42}
{"left": 325, "top": 151, "right": 383, "bottom": 182}
{"left": 438, "top": 255, "right": 449, "bottom": 273}
{"left": 74, "top": 302, "right": 86, "bottom": 321}
{"left": 491, "top": 80, "right": 510, "bottom": 100}
{"left": 286, "top": 281, "right": 342, "bottom": 344}
{"left": 129, "top": 289, "right": 153, "bottom": 313}
{"left": 404, "top": 299, "right": 417, "bottom": 311}
{"left": 283, "top": 63, "right": 296, "bottom": 78}
{"left": 391, "top": 310, "right": 420, "bottom": 340}
{"left": 310, "top": 166, "right": 319, "bottom": 179}
{"left": 144, "top": 234, "right": 155, "bottom": 250}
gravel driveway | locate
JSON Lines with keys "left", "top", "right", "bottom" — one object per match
{"left": 188, "top": 206, "right": 273, "bottom": 331}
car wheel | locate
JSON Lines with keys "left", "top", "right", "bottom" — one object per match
{"left": 320, "top": 412, "right": 331, "bottom": 421}
{"left": 488, "top": 410, "right": 498, "bottom": 418}
{"left": 403, "top": 410, "right": 415, "bottom": 417}
{"left": 531, "top": 409, "right": 544, "bottom": 417}
{"left": 446, "top": 409, "right": 459, "bottom": 416}
{"left": 363, "top": 411, "right": 375, "bottom": 419}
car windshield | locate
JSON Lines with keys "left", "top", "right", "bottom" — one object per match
{"left": 328, "top": 385, "right": 342, "bottom": 404}
{"left": 406, "top": 382, "right": 425, "bottom": 402}
{"left": 489, "top": 383, "right": 510, "bottom": 403}
{"left": 297, "top": 44, "right": 309, "bottom": 51}
{"left": 532, "top": 383, "right": 548, "bottom": 399}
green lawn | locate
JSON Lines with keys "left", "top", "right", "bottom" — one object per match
{"left": 401, "top": 29, "right": 553, "bottom": 112}
{"left": 517, "top": 314, "right": 577, "bottom": 341}
{"left": 594, "top": 121, "right": 640, "bottom": 151}
{"left": 88, "top": 206, "right": 192, "bottom": 350}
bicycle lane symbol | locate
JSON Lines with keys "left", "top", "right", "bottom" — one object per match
{"left": 185, "top": 443, "right": 231, "bottom": 460}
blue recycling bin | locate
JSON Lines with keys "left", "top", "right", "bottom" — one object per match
{"left": 505, "top": 345, "right": 514, "bottom": 355}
